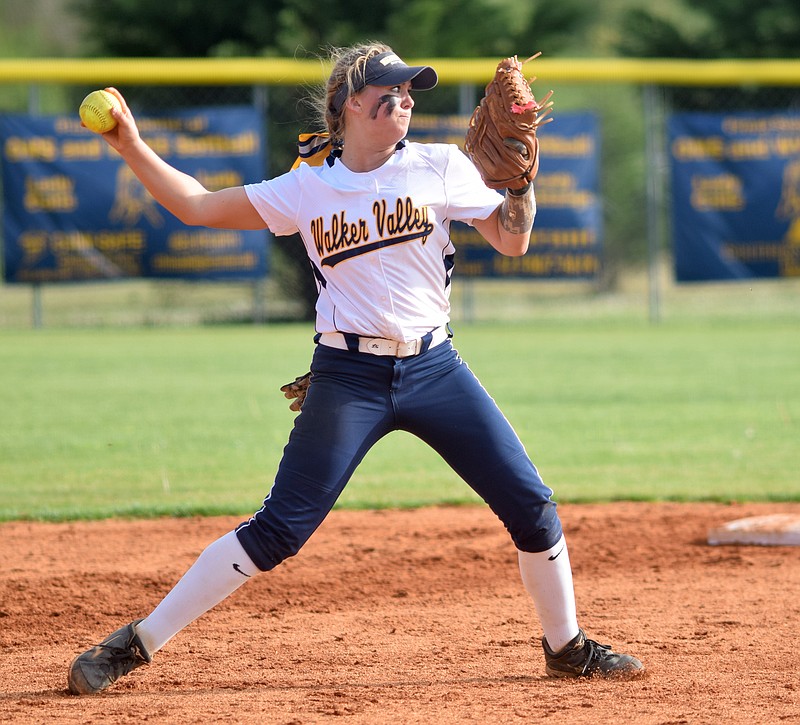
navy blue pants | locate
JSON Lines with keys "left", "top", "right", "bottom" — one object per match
{"left": 236, "top": 340, "right": 563, "bottom": 571}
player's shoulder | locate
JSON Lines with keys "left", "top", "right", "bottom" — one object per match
{"left": 402, "top": 142, "right": 470, "bottom": 177}
{"left": 288, "top": 160, "right": 328, "bottom": 178}
{"left": 264, "top": 160, "right": 327, "bottom": 189}
{"left": 404, "top": 140, "right": 464, "bottom": 162}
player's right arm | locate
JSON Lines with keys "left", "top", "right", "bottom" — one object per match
{"left": 101, "top": 87, "right": 267, "bottom": 231}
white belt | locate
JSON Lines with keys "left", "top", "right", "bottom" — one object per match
{"left": 318, "top": 327, "right": 449, "bottom": 358}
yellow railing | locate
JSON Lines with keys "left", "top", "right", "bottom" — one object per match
{"left": 1, "top": 57, "right": 800, "bottom": 86}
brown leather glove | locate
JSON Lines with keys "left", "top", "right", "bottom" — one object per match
{"left": 465, "top": 54, "right": 554, "bottom": 191}
{"left": 279, "top": 371, "right": 311, "bottom": 412}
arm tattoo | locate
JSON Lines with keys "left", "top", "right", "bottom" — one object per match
{"left": 499, "top": 186, "right": 534, "bottom": 234}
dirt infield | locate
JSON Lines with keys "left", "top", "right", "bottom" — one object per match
{"left": 2, "top": 502, "right": 799, "bottom": 724}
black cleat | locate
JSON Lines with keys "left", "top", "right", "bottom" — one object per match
{"left": 68, "top": 619, "right": 151, "bottom": 695}
{"left": 543, "top": 629, "right": 644, "bottom": 679}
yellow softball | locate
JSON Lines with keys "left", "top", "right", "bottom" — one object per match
{"left": 79, "top": 90, "right": 121, "bottom": 134}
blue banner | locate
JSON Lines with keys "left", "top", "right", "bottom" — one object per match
{"left": 408, "top": 113, "right": 602, "bottom": 279}
{"left": 1, "top": 107, "right": 268, "bottom": 283}
{"left": 669, "top": 112, "right": 800, "bottom": 281}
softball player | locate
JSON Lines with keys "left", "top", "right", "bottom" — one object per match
{"left": 68, "top": 42, "right": 643, "bottom": 695}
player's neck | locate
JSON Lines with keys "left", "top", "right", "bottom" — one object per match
{"left": 339, "top": 143, "right": 397, "bottom": 173}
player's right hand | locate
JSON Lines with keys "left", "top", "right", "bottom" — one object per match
{"left": 97, "top": 87, "right": 141, "bottom": 152}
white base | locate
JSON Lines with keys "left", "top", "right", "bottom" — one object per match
{"left": 708, "top": 513, "right": 800, "bottom": 546}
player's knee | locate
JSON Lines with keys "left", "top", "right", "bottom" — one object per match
{"left": 235, "top": 517, "right": 308, "bottom": 571}
{"left": 508, "top": 499, "right": 563, "bottom": 553}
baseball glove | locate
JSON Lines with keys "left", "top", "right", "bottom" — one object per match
{"left": 464, "top": 54, "right": 554, "bottom": 191}
{"left": 280, "top": 371, "right": 311, "bottom": 412}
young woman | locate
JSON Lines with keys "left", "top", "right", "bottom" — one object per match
{"left": 68, "top": 42, "right": 643, "bottom": 695}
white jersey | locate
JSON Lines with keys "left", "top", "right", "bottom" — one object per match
{"left": 244, "top": 142, "right": 506, "bottom": 341}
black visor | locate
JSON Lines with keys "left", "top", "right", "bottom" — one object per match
{"left": 331, "top": 51, "right": 438, "bottom": 112}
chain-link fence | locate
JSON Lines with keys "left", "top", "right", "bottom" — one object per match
{"left": 2, "top": 58, "right": 800, "bottom": 327}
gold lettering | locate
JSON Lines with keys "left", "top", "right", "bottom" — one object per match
{"left": 772, "top": 136, "right": 800, "bottom": 157}
{"left": 672, "top": 136, "right": 725, "bottom": 161}
{"left": 373, "top": 197, "right": 432, "bottom": 243}
{"left": 24, "top": 175, "right": 77, "bottom": 212}
{"left": 726, "top": 138, "right": 770, "bottom": 160}
{"left": 534, "top": 173, "right": 595, "bottom": 208}
{"left": 174, "top": 132, "right": 257, "bottom": 157}
{"left": 5, "top": 136, "right": 58, "bottom": 162}
{"left": 61, "top": 137, "right": 104, "bottom": 160}
{"left": 19, "top": 232, "right": 48, "bottom": 263}
{"left": 529, "top": 228, "right": 596, "bottom": 248}
{"left": 310, "top": 211, "right": 369, "bottom": 257}
{"left": 151, "top": 252, "right": 257, "bottom": 272}
{"left": 197, "top": 170, "right": 243, "bottom": 190}
{"left": 539, "top": 134, "right": 594, "bottom": 157}
{"left": 691, "top": 174, "right": 744, "bottom": 211}
{"left": 168, "top": 230, "right": 241, "bottom": 251}
{"left": 494, "top": 253, "right": 600, "bottom": 276}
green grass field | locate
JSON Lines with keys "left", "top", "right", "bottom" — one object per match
{"left": 1, "top": 275, "right": 798, "bottom": 521}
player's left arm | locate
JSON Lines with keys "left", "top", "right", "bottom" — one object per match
{"left": 472, "top": 184, "right": 534, "bottom": 256}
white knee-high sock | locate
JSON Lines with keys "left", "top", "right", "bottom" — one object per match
{"left": 517, "top": 534, "right": 580, "bottom": 653}
{"left": 134, "top": 530, "right": 259, "bottom": 656}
